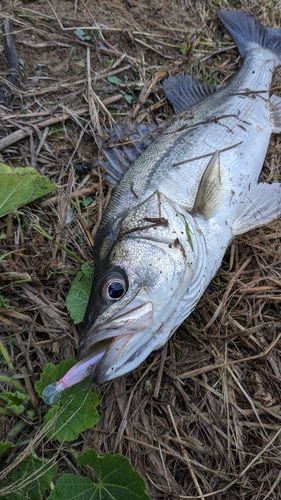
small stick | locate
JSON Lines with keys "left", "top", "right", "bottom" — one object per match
{"left": 0, "top": 20, "right": 19, "bottom": 106}
{"left": 239, "top": 285, "right": 276, "bottom": 293}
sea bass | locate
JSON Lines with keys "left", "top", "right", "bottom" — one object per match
{"left": 43, "top": 10, "right": 281, "bottom": 402}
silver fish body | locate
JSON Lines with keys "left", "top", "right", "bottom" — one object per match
{"left": 77, "top": 10, "right": 281, "bottom": 384}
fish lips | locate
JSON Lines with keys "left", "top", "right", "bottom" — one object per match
{"left": 92, "top": 330, "right": 153, "bottom": 384}
{"left": 78, "top": 299, "right": 154, "bottom": 383}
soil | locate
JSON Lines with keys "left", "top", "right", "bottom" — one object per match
{"left": 0, "top": 0, "right": 281, "bottom": 499}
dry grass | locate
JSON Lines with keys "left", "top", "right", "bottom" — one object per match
{"left": 0, "top": 0, "right": 281, "bottom": 498}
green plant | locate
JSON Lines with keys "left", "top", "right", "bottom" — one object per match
{"left": 0, "top": 359, "right": 152, "bottom": 499}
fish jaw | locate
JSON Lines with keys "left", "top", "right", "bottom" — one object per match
{"left": 88, "top": 331, "right": 154, "bottom": 384}
{"left": 78, "top": 300, "right": 155, "bottom": 384}
{"left": 78, "top": 294, "right": 154, "bottom": 358}
{"left": 78, "top": 292, "right": 157, "bottom": 383}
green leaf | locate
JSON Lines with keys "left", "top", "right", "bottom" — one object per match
{"left": 0, "top": 163, "right": 56, "bottom": 218}
{"left": 0, "top": 391, "right": 30, "bottom": 415}
{"left": 75, "top": 28, "right": 85, "bottom": 40}
{"left": 35, "top": 360, "right": 99, "bottom": 442}
{"left": 47, "top": 450, "right": 151, "bottom": 500}
{"left": 75, "top": 29, "right": 87, "bottom": 41}
{"left": 76, "top": 59, "right": 86, "bottom": 68}
{"left": 19, "top": 58, "right": 25, "bottom": 70}
{"left": 80, "top": 196, "right": 93, "bottom": 207}
{"left": 43, "top": 384, "right": 99, "bottom": 443}
{"left": 46, "top": 475, "right": 95, "bottom": 500}
{"left": 0, "top": 441, "right": 12, "bottom": 458}
{"left": 66, "top": 263, "right": 93, "bottom": 324}
{"left": 0, "top": 294, "right": 10, "bottom": 308}
{"left": 107, "top": 75, "right": 122, "bottom": 86}
{"left": 75, "top": 29, "right": 93, "bottom": 42}
{"left": 124, "top": 93, "right": 134, "bottom": 104}
{"left": 1, "top": 455, "right": 57, "bottom": 500}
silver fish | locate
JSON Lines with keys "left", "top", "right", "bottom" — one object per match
{"left": 43, "top": 10, "right": 281, "bottom": 398}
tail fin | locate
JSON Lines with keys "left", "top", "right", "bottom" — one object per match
{"left": 217, "top": 10, "right": 281, "bottom": 65}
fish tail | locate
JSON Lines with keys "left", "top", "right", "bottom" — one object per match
{"left": 217, "top": 10, "right": 281, "bottom": 65}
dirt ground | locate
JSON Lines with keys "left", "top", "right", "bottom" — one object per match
{"left": 0, "top": 0, "right": 281, "bottom": 498}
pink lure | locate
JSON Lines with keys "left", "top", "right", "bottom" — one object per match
{"left": 42, "top": 350, "right": 105, "bottom": 404}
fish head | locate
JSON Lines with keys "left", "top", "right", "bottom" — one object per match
{"left": 79, "top": 194, "right": 199, "bottom": 383}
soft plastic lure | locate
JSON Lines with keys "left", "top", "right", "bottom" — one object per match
{"left": 42, "top": 349, "right": 105, "bottom": 404}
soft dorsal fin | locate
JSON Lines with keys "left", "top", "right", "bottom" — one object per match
{"left": 192, "top": 151, "right": 223, "bottom": 218}
{"left": 162, "top": 74, "right": 220, "bottom": 114}
{"left": 95, "top": 122, "right": 163, "bottom": 186}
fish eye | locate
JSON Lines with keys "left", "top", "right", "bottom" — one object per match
{"left": 99, "top": 272, "right": 127, "bottom": 301}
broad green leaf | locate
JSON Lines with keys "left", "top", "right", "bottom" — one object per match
{"left": 47, "top": 450, "right": 151, "bottom": 500}
{"left": 47, "top": 474, "right": 95, "bottom": 500}
{"left": 66, "top": 263, "right": 93, "bottom": 324}
{"left": 78, "top": 450, "right": 151, "bottom": 499}
{"left": 42, "top": 383, "right": 99, "bottom": 442}
{"left": 1, "top": 455, "right": 57, "bottom": 500}
{"left": 0, "top": 163, "right": 55, "bottom": 218}
{"left": 107, "top": 75, "right": 122, "bottom": 86}
{"left": 35, "top": 360, "right": 99, "bottom": 442}
{"left": 0, "top": 441, "right": 12, "bottom": 458}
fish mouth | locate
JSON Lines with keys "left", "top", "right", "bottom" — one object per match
{"left": 78, "top": 298, "right": 154, "bottom": 383}
{"left": 83, "top": 332, "right": 148, "bottom": 384}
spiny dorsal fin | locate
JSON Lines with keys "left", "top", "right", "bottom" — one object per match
{"left": 192, "top": 151, "right": 223, "bottom": 219}
{"left": 96, "top": 122, "right": 163, "bottom": 187}
{"left": 162, "top": 74, "right": 220, "bottom": 114}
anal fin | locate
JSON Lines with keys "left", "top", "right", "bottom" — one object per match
{"left": 233, "top": 182, "right": 281, "bottom": 236}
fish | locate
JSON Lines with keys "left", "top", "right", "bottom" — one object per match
{"left": 42, "top": 9, "right": 281, "bottom": 402}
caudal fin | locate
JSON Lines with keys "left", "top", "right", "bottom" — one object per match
{"left": 217, "top": 10, "right": 281, "bottom": 65}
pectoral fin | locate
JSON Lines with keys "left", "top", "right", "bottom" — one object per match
{"left": 232, "top": 182, "right": 281, "bottom": 235}
{"left": 192, "top": 151, "right": 223, "bottom": 219}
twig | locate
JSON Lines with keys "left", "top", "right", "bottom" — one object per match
{"left": 41, "top": 185, "right": 101, "bottom": 207}
{"left": 0, "top": 20, "right": 19, "bottom": 106}
{"left": 134, "top": 37, "right": 175, "bottom": 59}
{"left": 154, "top": 343, "right": 167, "bottom": 399}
